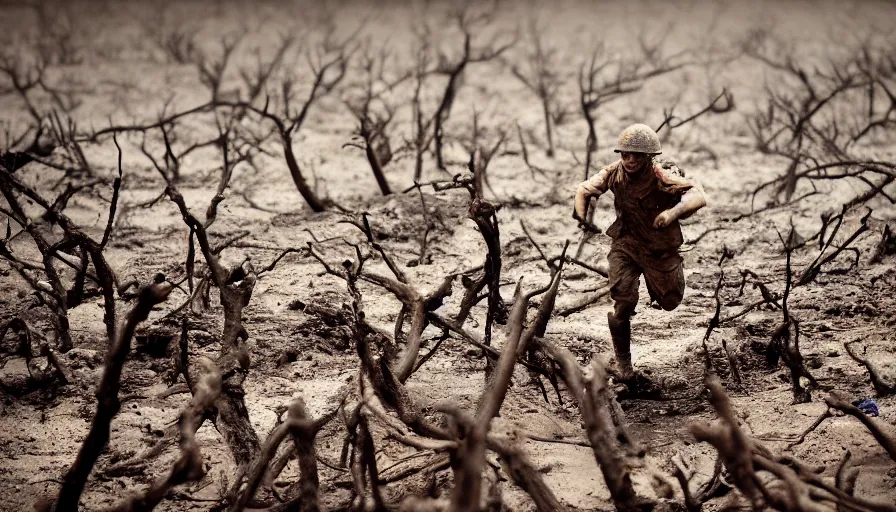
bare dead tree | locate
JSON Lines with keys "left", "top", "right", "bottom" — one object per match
{"left": 230, "top": 398, "right": 337, "bottom": 512}
{"left": 145, "top": 17, "right": 246, "bottom": 103}
{"left": 515, "top": 122, "right": 551, "bottom": 180}
{"left": 200, "top": 33, "right": 245, "bottom": 100}
{"left": 128, "top": 113, "right": 257, "bottom": 316}
{"left": 213, "top": 27, "right": 357, "bottom": 211}
{"left": 342, "top": 39, "right": 411, "bottom": 196}
{"left": 156, "top": 180, "right": 264, "bottom": 500}
{"left": 315, "top": 208, "right": 551, "bottom": 392}
{"left": 508, "top": 16, "right": 565, "bottom": 158}
{"left": 701, "top": 247, "right": 739, "bottom": 383}
{"left": 238, "top": 34, "right": 294, "bottom": 105}
{"left": 768, "top": 227, "right": 816, "bottom": 404}
{"left": 431, "top": 2, "right": 516, "bottom": 171}
{"left": 392, "top": 183, "right": 449, "bottom": 267}
{"left": 404, "top": 23, "right": 439, "bottom": 183}
{"left": 713, "top": 211, "right": 872, "bottom": 401}
{"left": 461, "top": 108, "right": 509, "bottom": 199}
{"left": 0, "top": 192, "right": 70, "bottom": 355}
{"left": 274, "top": 399, "right": 336, "bottom": 512}
{"left": 337, "top": 213, "right": 457, "bottom": 383}
{"left": 390, "top": 238, "right": 646, "bottom": 510}
{"left": 414, "top": 286, "right": 563, "bottom": 510}
{"left": 795, "top": 206, "right": 870, "bottom": 286}
{"left": 45, "top": 109, "right": 93, "bottom": 177}
{"left": 434, "top": 174, "right": 507, "bottom": 355}
{"left": 307, "top": 220, "right": 566, "bottom": 511}
{"left": 121, "top": 121, "right": 308, "bottom": 505}
{"left": 143, "top": 16, "right": 200, "bottom": 65}
{"left": 0, "top": 49, "right": 86, "bottom": 175}
{"left": 32, "top": 2, "right": 83, "bottom": 67}
{"left": 535, "top": 334, "right": 647, "bottom": 510}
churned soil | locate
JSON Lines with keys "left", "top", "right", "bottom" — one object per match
{"left": 1, "top": 1, "right": 895, "bottom": 510}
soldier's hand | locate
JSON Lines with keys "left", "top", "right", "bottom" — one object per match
{"left": 578, "top": 221, "right": 602, "bottom": 234}
{"left": 653, "top": 210, "right": 676, "bottom": 228}
{"left": 574, "top": 212, "right": 601, "bottom": 234}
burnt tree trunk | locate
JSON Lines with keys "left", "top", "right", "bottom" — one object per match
{"left": 212, "top": 263, "right": 262, "bottom": 474}
{"left": 468, "top": 197, "right": 507, "bottom": 381}
{"left": 281, "top": 130, "right": 326, "bottom": 212}
{"left": 541, "top": 97, "right": 554, "bottom": 158}
{"left": 364, "top": 140, "right": 392, "bottom": 196}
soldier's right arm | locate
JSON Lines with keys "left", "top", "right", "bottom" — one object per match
{"left": 574, "top": 166, "right": 611, "bottom": 219}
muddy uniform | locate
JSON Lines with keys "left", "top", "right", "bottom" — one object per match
{"left": 588, "top": 160, "right": 697, "bottom": 320}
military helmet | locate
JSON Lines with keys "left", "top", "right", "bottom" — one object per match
{"left": 613, "top": 123, "right": 661, "bottom": 154}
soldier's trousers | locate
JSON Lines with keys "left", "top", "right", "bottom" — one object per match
{"left": 607, "top": 243, "right": 685, "bottom": 321}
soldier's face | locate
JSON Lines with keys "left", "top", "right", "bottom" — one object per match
{"left": 620, "top": 152, "right": 651, "bottom": 174}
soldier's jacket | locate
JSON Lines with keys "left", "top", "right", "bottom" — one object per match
{"left": 583, "top": 159, "right": 700, "bottom": 254}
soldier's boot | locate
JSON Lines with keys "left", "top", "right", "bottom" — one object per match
{"left": 608, "top": 312, "right": 634, "bottom": 380}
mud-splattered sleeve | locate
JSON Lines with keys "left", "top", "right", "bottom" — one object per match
{"left": 654, "top": 163, "right": 701, "bottom": 196}
{"left": 580, "top": 162, "right": 617, "bottom": 195}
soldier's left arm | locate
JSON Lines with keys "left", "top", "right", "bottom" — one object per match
{"left": 653, "top": 166, "right": 708, "bottom": 228}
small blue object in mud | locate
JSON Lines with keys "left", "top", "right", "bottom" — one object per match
{"left": 852, "top": 398, "right": 880, "bottom": 417}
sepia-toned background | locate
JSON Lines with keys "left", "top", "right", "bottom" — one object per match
{"left": 1, "top": 0, "right": 895, "bottom": 510}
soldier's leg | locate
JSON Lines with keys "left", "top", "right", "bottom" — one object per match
{"left": 607, "top": 247, "right": 642, "bottom": 377}
{"left": 644, "top": 252, "right": 685, "bottom": 311}
{"left": 608, "top": 248, "right": 640, "bottom": 321}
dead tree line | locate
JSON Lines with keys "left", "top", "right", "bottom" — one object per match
{"left": 1, "top": 24, "right": 89, "bottom": 178}
{"left": 88, "top": 24, "right": 356, "bottom": 213}
{"left": 104, "top": 4, "right": 517, "bottom": 213}
{"left": 745, "top": 28, "right": 896, "bottom": 213}
{"left": 387, "top": 4, "right": 516, "bottom": 184}
{"left": 7, "top": 7, "right": 896, "bottom": 512}
{"left": 215, "top": 29, "right": 357, "bottom": 212}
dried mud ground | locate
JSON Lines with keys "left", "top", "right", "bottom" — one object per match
{"left": 2, "top": 1, "right": 896, "bottom": 511}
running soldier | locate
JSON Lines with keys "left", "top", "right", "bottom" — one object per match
{"left": 573, "top": 124, "right": 707, "bottom": 379}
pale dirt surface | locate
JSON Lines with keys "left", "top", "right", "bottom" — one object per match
{"left": 2, "top": 0, "right": 896, "bottom": 511}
